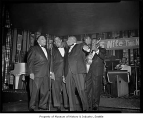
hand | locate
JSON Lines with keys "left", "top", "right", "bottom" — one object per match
{"left": 83, "top": 45, "right": 90, "bottom": 52}
{"left": 62, "top": 76, "right": 66, "bottom": 83}
{"left": 91, "top": 44, "right": 98, "bottom": 52}
{"left": 116, "top": 64, "right": 122, "bottom": 70}
{"left": 30, "top": 73, "right": 34, "bottom": 80}
{"left": 50, "top": 72, "right": 55, "bottom": 80}
{"left": 115, "top": 65, "right": 118, "bottom": 69}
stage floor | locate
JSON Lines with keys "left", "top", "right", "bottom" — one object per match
{"left": 2, "top": 96, "right": 140, "bottom": 113}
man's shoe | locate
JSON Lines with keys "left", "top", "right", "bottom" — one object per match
{"left": 29, "top": 108, "right": 35, "bottom": 112}
{"left": 92, "top": 106, "right": 98, "bottom": 111}
{"left": 64, "top": 106, "right": 69, "bottom": 109}
{"left": 38, "top": 107, "right": 48, "bottom": 111}
{"left": 57, "top": 107, "right": 61, "bottom": 111}
{"left": 64, "top": 107, "right": 70, "bottom": 111}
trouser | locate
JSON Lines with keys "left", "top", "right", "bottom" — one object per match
{"left": 52, "top": 77, "right": 62, "bottom": 107}
{"left": 65, "top": 69, "right": 88, "bottom": 111}
{"left": 29, "top": 75, "right": 50, "bottom": 110}
{"left": 61, "top": 82, "right": 69, "bottom": 108}
{"left": 52, "top": 76, "right": 69, "bottom": 108}
{"left": 85, "top": 72, "right": 102, "bottom": 110}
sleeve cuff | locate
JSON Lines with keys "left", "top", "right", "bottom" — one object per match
{"left": 83, "top": 46, "right": 90, "bottom": 52}
{"left": 96, "top": 49, "right": 99, "bottom": 54}
{"left": 87, "top": 49, "right": 90, "bottom": 52}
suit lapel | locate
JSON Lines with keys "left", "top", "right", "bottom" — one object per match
{"left": 56, "top": 46, "right": 62, "bottom": 57}
{"left": 45, "top": 48, "right": 50, "bottom": 60}
{"left": 64, "top": 48, "right": 67, "bottom": 56}
{"left": 65, "top": 47, "right": 70, "bottom": 54}
{"left": 93, "top": 52, "right": 97, "bottom": 60}
{"left": 68, "top": 44, "right": 77, "bottom": 56}
{"left": 56, "top": 46, "right": 65, "bottom": 57}
{"left": 92, "top": 47, "right": 101, "bottom": 60}
{"left": 64, "top": 47, "right": 69, "bottom": 58}
{"left": 37, "top": 45, "right": 48, "bottom": 60}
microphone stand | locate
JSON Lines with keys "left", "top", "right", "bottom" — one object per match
{"left": 134, "top": 60, "right": 139, "bottom": 96}
{"left": 103, "top": 62, "right": 107, "bottom": 93}
{"left": 49, "top": 42, "right": 53, "bottom": 111}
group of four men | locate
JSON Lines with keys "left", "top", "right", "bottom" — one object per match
{"left": 27, "top": 35, "right": 106, "bottom": 111}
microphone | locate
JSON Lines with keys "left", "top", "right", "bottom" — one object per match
{"left": 47, "top": 39, "right": 53, "bottom": 50}
{"left": 50, "top": 43, "right": 53, "bottom": 49}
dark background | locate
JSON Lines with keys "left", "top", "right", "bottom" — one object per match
{"left": 6, "top": 1, "right": 139, "bottom": 36}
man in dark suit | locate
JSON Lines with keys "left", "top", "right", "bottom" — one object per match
{"left": 51, "top": 37, "right": 68, "bottom": 111}
{"left": 64, "top": 36, "right": 88, "bottom": 111}
{"left": 27, "top": 35, "right": 53, "bottom": 111}
{"left": 84, "top": 38, "right": 106, "bottom": 111}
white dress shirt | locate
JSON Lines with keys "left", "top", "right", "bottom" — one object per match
{"left": 92, "top": 49, "right": 99, "bottom": 56}
{"left": 39, "top": 44, "right": 48, "bottom": 59}
{"left": 86, "top": 49, "right": 99, "bottom": 73}
{"left": 58, "top": 48, "right": 65, "bottom": 57}
{"left": 69, "top": 43, "right": 76, "bottom": 53}
{"left": 121, "top": 64, "right": 131, "bottom": 75}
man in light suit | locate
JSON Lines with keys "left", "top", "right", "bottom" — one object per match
{"left": 27, "top": 35, "right": 54, "bottom": 111}
{"left": 51, "top": 37, "right": 69, "bottom": 111}
{"left": 64, "top": 36, "right": 88, "bottom": 111}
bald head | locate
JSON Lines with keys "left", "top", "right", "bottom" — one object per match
{"left": 67, "top": 36, "right": 77, "bottom": 46}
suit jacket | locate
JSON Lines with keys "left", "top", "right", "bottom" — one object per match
{"left": 64, "top": 43, "right": 87, "bottom": 76}
{"left": 52, "top": 45, "right": 67, "bottom": 78}
{"left": 89, "top": 47, "right": 106, "bottom": 76}
{"left": 27, "top": 45, "right": 50, "bottom": 78}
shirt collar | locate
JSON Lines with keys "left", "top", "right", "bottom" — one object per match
{"left": 39, "top": 44, "right": 45, "bottom": 48}
{"left": 71, "top": 43, "right": 76, "bottom": 47}
{"left": 58, "top": 47, "right": 64, "bottom": 49}
{"left": 39, "top": 44, "right": 42, "bottom": 47}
